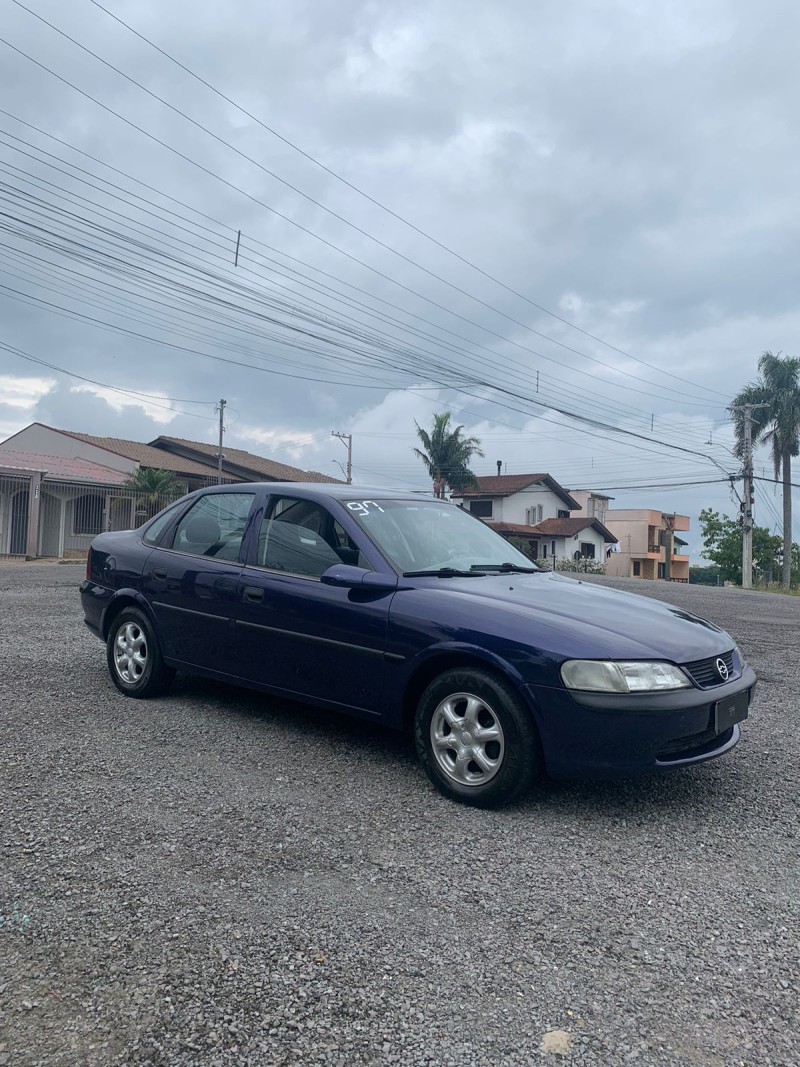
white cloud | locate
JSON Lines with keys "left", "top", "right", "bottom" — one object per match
{"left": 0, "top": 375, "right": 56, "bottom": 409}
{"left": 69, "top": 384, "right": 180, "bottom": 425}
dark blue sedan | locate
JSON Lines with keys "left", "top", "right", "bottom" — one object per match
{"left": 80, "top": 482, "right": 756, "bottom": 807}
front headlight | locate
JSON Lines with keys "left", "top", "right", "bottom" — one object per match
{"left": 561, "top": 660, "right": 692, "bottom": 693}
{"left": 734, "top": 644, "right": 748, "bottom": 670}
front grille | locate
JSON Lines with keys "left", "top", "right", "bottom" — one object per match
{"left": 657, "top": 725, "right": 735, "bottom": 761}
{"left": 682, "top": 650, "right": 735, "bottom": 688}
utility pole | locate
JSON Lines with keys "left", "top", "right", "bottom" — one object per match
{"left": 742, "top": 407, "right": 754, "bottom": 589}
{"left": 331, "top": 431, "right": 352, "bottom": 484}
{"left": 663, "top": 514, "right": 674, "bottom": 582}
{"left": 216, "top": 398, "right": 226, "bottom": 485}
{"left": 735, "top": 403, "right": 769, "bottom": 589}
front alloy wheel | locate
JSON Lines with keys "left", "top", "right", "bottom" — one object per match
{"left": 415, "top": 667, "right": 541, "bottom": 808}
{"left": 429, "top": 692, "right": 505, "bottom": 787}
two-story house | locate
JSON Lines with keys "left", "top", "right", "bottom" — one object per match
{"left": 451, "top": 473, "right": 617, "bottom": 565}
{"left": 603, "top": 509, "right": 690, "bottom": 582}
{"left": 568, "top": 490, "right": 613, "bottom": 526}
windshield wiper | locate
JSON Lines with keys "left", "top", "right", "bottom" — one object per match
{"left": 402, "top": 567, "right": 482, "bottom": 578}
{"left": 469, "top": 562, "right": 539, "bottom": 573}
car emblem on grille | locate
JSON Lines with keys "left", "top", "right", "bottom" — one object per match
{"left": 715, "top": 657, "right": 729, "bottom": 681}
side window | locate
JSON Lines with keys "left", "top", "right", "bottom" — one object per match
{"left": 329, "top": 518, "right": 370, "bottom": 569}
{"left": 171, "top": 493, "right": 255, "bottom": 561}
{"left": 257, "top": 497, "right": 369, "bottom": 577}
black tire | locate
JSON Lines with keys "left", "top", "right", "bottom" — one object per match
{"left": 106, "top": 606, "right": 175, "bottom": 699}
{"left": 414, "top": 667, "right": 541, "bottom": 808}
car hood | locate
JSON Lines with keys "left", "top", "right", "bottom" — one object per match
{"left": 427, "top": 571, "right": 731, "bottom": 662}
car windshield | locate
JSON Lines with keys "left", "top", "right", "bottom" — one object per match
{"left": 342, "top": 498, "right": 537, "bottom": 574}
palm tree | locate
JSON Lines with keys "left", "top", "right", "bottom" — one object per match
{"left": 729, "top": 352, "right": 800, "bottom": 588}
{"left": 124, "top": 467, "right": 185, "bottom": 520}
{"left": 413, "top": 412, "right": 484, "bottom": 497}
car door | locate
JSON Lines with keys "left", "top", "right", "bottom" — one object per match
{"left": 232, "top": 494, "right": 392, "bottom": 714}
{"left": 141, "top": 489, "right": 259, "bottom": 669}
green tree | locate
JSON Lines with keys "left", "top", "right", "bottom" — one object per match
{"left": 729, "top": 352, "right": 800, "bottom": 587}
{"left": 413, "top": 412, "right": 484, "bottom": 497}
{"left": 689, "top": 565, "right": 722, "bottom": 586}
{"left": 699, "top": 508, "right": 782, "bottom": 585}
{"left": 124, "top": 467, "right": 185, "bottom": 519}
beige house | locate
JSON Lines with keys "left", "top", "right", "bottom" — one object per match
{"left": 604, "top": 509, "right": 690, "bottom": 582}
{"left": 568, "top": 490, "right": 613, "bottom": 525}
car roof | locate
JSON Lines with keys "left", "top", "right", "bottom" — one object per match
{"left": 202, "top": 481, "right": 436, "bottom": 502}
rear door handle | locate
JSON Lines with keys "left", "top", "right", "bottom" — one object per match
{"left": 243, "top": 586, "right": 264, "bottom": 603}
{"left": 151, "top": 568, "right": 167, "bottom": 580}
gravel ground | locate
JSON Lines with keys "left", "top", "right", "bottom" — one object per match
{"left": 0, "top": 565, "right": 798, "bottom": 1067}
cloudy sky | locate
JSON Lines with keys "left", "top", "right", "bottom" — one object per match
{"left": 1, "top": 0, "right": 798, "bottom": 557}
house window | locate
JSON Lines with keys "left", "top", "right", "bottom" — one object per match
{"left": 73, "top": 494, "right": 104, "bottom": 536}
{"left": 557, "top": 509, "right": 570, "bottom": 519}
{"left": 542, "top": 543, "right": 547, "bottom": 558}
{"left": 551, "top": 540, "right": 556, "bottom": 557}
{"left": 469, "top": 500, "right": 493, "bottom": 518}
{"left": 580, "top": 542, "right": 596, "bottom": 559}
{"left": 633, "top": 560, "right": 641, "bottom": 576}
{"left": 525, "top": 505, "right": 544, "bottom": 525}
{"left": 658, "top": 562, "right": 666, "bottom": 579}
{"left": 530, "top": 541, "right": 539, "bottom": 560}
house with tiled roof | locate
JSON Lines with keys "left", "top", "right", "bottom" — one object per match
{"left": 0, "top": 422, "right": 340, "bottom": 559}
{"left": 450, "top": 472, "right": 616, "bottom": 566}
{"left": 150, "top": 436, "right": 338, "bottom": 485}
{"left": 450, "top": 473, "right": 580, "bottom": 523}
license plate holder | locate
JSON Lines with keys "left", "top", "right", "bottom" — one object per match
{"left": 714, "top": 689, "right": 749, "bottom": 733}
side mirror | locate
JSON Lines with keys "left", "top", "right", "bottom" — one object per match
{"left": 320, "top": 564, "right": 397, "bottom": 591}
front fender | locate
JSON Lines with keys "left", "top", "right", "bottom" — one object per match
{"left": 404, "top": 640, "right": 528, "bottom": 688}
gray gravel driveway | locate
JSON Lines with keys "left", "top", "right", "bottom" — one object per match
{"left": 0, "top": 566, "right": 798, "bottom": 1066}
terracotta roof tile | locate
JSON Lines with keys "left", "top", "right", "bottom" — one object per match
{"left": 150, "top": 436, "right": 341, "bottom": 483}
{"left": 486, "top": 522, "right": 542, "bottom": 537}
{"left": 57, "top": 431, "right": 218, "bottom": 478}
{"left": 0, "top": 450, "right": 128, "bottom": 484}
{"left": 454, "top": 473, "right": 580, "bottom": 510}
{"left": 456, "top": 474, "right": 551, "bottom": 497}
{"left": 530, "top": 517, "right": 618, "bottom": 542}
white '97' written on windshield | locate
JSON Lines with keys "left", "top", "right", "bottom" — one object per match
{"left": 346, "top": 501, "right": 385, "bottom": 516}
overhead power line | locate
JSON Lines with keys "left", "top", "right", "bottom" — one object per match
{"left": 85, "top": 0, "right": 730, "bottom": 402}
{"left": 0, "top": 140, "right": 735, "bottom": 477}
{"left": 1, "top": 13, "right": 728, "bottom": 407}
{"left": 0, "top": 339, "right": 217, "bottom": 419}
{"left": 0, "top": 171, "right": 721, "bottom": 458}
{"left": 0, "top": 111, "right": 729, "bottom": 437}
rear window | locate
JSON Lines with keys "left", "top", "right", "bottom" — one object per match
{"left": 170, "top": 493, "right": 255, "bottom": 561}
{"left": 141, "top": 499, "right": 189, "bottom": 546}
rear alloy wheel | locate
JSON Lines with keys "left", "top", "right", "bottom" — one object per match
{"left": 106, "top": 607, "right": 174, "bottom": 698}
{"left": 414, "top": 667, "right": 541, "bottom": 807}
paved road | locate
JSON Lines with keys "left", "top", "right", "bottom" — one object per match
{"left": 0, "top": 566, "right": 797, "bottom": 1066}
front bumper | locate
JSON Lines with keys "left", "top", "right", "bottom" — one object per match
{"left": 523, "top": 666, "right": 757, "bottom": 778}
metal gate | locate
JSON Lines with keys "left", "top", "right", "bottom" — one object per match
{"left": 0, "top": 474, "right": 31, "bottom": 557}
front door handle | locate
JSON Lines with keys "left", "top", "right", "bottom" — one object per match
{"left": 151, "top": 568, "right": 167, "bottom": 580}
{"left": 243, "top": 586, "right": 264, "bottom": 603}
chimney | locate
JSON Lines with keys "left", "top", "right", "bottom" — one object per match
{"left": 496, "top": 460, "right": 502, "bottom": 476}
